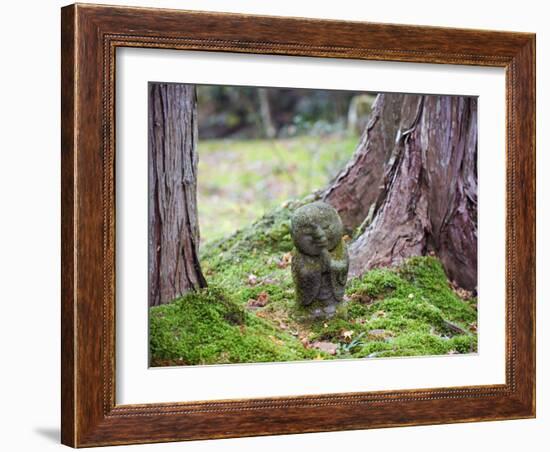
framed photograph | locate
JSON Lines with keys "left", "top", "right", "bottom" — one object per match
{"left": 61, "top": 3, "right": 535, "bottom": 447}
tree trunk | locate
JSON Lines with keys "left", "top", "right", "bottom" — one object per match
{"left": 324, "top": 94, "right": 477, "bottom": 291}
{"left": 148, "top": 83, "right": 207, "bottom": 307}
{"left": 324, "top": 94, "right": 419, "bottom": 232}
{"left": 258, "top": 88, "right": 276, "bottom": 138}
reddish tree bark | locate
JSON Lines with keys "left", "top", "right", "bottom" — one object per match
{"left": 148, "top": 83, "right": 207, "bottom": 307}
{"left": 324, "top": 94, "right": 477, "bottom": 290}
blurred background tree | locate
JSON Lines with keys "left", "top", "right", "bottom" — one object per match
{"left": 197, "top": 85, "right": 374, "bottom": 139}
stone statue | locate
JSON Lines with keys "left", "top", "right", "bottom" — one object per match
{"left": 290, "top": 201, "right": 349, "bottom": 318}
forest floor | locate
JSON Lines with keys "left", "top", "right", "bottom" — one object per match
{"left": 149, "top": 199, "right": 478, "bottom": 366}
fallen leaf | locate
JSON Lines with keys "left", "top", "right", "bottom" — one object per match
{"left": 246, "top": 291, "right": 270, "bottom": 308}
{"left": 449, "top": 280, "right": 475, "bottom": 300}
{"left": 456, "top": 287, "right": 474, "bottom": 300}
{"left": 277, "top": 252, "right": 293, "bottom": 269}
{"left": 341, "top": 330, "right": 354, "bottom": 341}
{"left": 247, "top": 274, "right": 258, "bottom": 285}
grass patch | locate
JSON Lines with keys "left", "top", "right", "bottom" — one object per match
{"left": 197, "top": 134, "right": 358, "bottom": 243}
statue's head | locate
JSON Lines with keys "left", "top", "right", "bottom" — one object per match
{"left": 290, "top": 201, "right": 343, "bottom": 256}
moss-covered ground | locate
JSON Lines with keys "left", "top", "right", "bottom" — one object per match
{"left": 150, "top": 201, "right": 478, "bottom": 366}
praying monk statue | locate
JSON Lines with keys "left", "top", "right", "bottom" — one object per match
{"left": 290, "top": 201, "right": 349, "bottom": 318}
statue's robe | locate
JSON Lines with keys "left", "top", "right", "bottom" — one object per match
{"left": 292, "top": 239, "right": 349, "bottom": 306}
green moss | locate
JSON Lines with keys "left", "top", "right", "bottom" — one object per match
{"left": 397, "top": 257, "right": 477, "bottom": 324}
{"left": 347, "top": 257, "right": 476, "bottom": 326}
{"left": 363, "top": 331, "right": 477, "bottom": 358}
{"left": 345, "top": 301, "right": 369, "bottom": 318}
{"left": 347, "top": 268, "right": 402, "bottom": 300}
{"left": 303, "top": 256, "right": 477, "bottom": 358}
{"left": 200, "top": 203, "right": 296, "bottom": 270}
{"left": 150, "top": 287, "right": 318, "bottom": 366}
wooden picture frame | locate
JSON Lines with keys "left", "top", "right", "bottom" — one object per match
{"left": 61, "top": 3, "right": 535, "bottom": 447}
